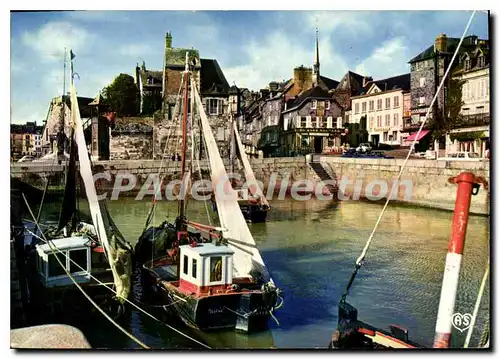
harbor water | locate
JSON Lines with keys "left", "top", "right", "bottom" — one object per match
{"left": 35, "top": 196, "right": 490, "bottom": 349}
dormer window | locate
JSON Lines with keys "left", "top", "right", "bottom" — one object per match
{"left": 147, "top": 76, "right": 154, "bottom": 84}
{"left": 311, "top": 100, "right": 317, "bottom": 109}
{"left": 465, "top": 59, "right": 471, "bottom": 71}
{"left": 478, "top": 55, "right": 485, "bottom": 68}
{"left": 326, "top": 100, "right": 330, "bottom": 110}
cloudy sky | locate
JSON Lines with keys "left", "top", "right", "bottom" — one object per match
{"left": 10, "top": 10, "right": 489, "bottom": 124}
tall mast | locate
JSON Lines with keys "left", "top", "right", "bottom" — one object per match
{"left": 179, "top": 52, "right": 190, "bottom": 219}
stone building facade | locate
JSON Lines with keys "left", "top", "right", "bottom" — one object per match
{"left": 446, "top": 40, "right": 490, "bottom": 156}
{"left": 282, "top": 86, "right": 344, "bottom": 155}
{"left": 407, "top": 33, "right": 487, "bottom": 143}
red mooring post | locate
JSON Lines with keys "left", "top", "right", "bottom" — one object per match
{"left": 433, "top": 172, "right": 488, "bottom": 348}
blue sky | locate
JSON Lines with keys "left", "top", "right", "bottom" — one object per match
{"left": 10, "top": 10, "right": 489, "bottom": 124}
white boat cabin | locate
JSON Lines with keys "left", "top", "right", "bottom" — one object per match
{"left": 36, "top": 236, "right": 94, "bottom": 288}
{"left": 178, "top": 242, "right": 235, "bottom": 295}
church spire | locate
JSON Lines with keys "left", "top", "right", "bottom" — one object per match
{"left": 313, "top": 19, "right": 320, "bottom": 86}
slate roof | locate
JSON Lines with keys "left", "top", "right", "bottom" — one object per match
{"left": 283, "top": 86, "right": 333, "bottom": 113}
{"left": 335, "top": 71, "right": 366, "bottom": 92}
{"left": 319, "top": 75, "right": 339, "bottom": 90}
{"left": 371, "top": 73, "right": 411, "bottom": 92}
{"left": 453, "top": 42, "right": 490, "bottom": 75}
{"left": 408, "top": 35, "right": 487, "bottom": 64}
{"left": 200, "top": 58, "right": 230, "bottom": 96}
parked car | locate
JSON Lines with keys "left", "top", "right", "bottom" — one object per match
{"left": 424, "top": 150, "right": 437, "bottom": 160}
{"left": 356, "top": 143, "right": 372, "bottom": 153}
{"left": 437, "top": 152, "right": 483, "bottom": 161}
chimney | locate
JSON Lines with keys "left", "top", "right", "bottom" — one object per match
{"left": 135, "top": 63, "right": 140, "bottom": 82}
{"left": 269, "top": 81, "right": 279, "bottom": 91}
{"left": 141, "top": 61, "right": 146, "bottom": 71}
{"left": 362, "top": 76, "right": 373, "bottom": 88}
{"left": 434, "top": 33, "right": 447, "bottom": 53}
{"left": 165, "top": 31, "right": 172, "bottom": 48}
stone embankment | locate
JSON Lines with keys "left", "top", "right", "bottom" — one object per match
{"left": 11, "top": 156, "right": 490, "bottom": 215}
{"left": 11, "top": 324, "right": 91, "bottom": 349}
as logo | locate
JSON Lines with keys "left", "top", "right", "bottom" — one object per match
{"left": 451, "top": 313, "right": 472, "bottom": 333}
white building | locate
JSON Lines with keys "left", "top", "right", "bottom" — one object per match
{"left": 446, "top": 43, "right": 490, "bottom": 156}
{"left": 350, "top": 74, "right": 410, "bottom": 147}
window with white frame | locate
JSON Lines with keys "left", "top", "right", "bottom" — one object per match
{"left": 420, "top": 77, "right": 426, "bottom": 87}
{"left": 385, "top": 114, "right": 390, "bottom": 127}
{"left": 311, "top": 100, "right": 317, "bottom": 109}
{"left": 208, "top": 99, "right": 220, "bottom": 115}
{"left": 369, "top": 116, "right": 374, "bottom": 129}
{"left": 377, "top": 99, "right": 382, "bottom": 110}
{"left": 377, "top": 115, "right": 381, "bottom": 128}
{"left": 369, "top": 100, "right": 374, "bottom": 111}
{"left": 393, "top": 96, "right": 399, "bottom": 108}
{"left": 274, "top": 115, "right": 279, "bottom": 125}
{"left": 385, "top": 98, "right": 390, "bottom": 109}
{"left": 393, "top": 113, "right": 399, "bottom": 126}
{"left": 362, "top": 102, "right": 367, "bottom": 113}
{"left": 326, "top": 101, "right": 330, "bottom": 110}
{"left": 355, "top": 103, "right": 360, "bottom": 114}
{"left": 419, "top": 97, "right": 425, "bottom": 105}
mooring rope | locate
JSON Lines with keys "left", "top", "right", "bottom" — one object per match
{"left": 464, "top": 259, "right": 490, "bottom": 348}
{"left": 22, "top": 194, "right": 150, "bottom": 349}
{"left": 24, "top": 224, "right": 211, "bottom": 349}
{"left": 340, "top": 10, "right": 477, "bottom": 302}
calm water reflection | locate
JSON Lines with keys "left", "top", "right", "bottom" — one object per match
{"left": 38, "top": 197, "right": 490, "bottom": 349}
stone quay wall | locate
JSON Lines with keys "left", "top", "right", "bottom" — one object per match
{"left": 11, "top": 156, "right": 490, "bottom": 215}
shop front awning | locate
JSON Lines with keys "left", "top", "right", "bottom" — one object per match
{"left": 406, "top": 130, "right": 430, "bottom": 142}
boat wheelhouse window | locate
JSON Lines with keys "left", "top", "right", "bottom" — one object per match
{"left": 192, "top": 258, "right": 197, "bottom": 279}
{"left": 210, "top": 256, "right": 223, "bottom": 282}
{"left": 69, "top": 249, "right": 87, "bottom": 273}
{"left": 47, "top": 252, "right": 67, "bottom": 277}
{"left": 183, "top": 255, "right": 189, "bottom": 275}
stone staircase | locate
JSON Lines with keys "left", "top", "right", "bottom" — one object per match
{"left": 309, "top": 160, "right": 338, "bottom": 198}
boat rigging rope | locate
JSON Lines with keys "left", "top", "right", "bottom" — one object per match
{"left": 464, "top": 259, "right": 489, "bottom": 348}
{"left": 191, "top": 104, "right": 213, "bottom": 226}
{"left": 24, "top": 223, "right": 211, "bottom": 349}
{"left": 142, "top": 74, "right": 185, "bottom": 232}
{"left": 22, "top": 194, "right": 150, "bottom": 349}
{"left": 340, "top": 10, "right": 477, "bottom": 303}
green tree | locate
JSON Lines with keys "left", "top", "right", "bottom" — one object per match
{"left": 141, "top": 92, "right": 162, "bottom": 115}
{"left": 102, "top": 74, "right": 139, "bottom": 116}
{"left": 429, "top": 78, "right": 465, "bottom": 141}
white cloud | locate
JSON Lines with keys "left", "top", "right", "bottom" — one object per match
{"left": 355, "top": 37, "right": 411, "bottom": 79}
{"left": 118, "top": 43, "right": 155, "bottom": 57}
{"left": 21, "top": 21, "right": 94, "bottom": 62}
{"left": 221, "top": 13, "right": 360, "bottom": 90}
{"left": 307, "top": 11, "right": 372, "bottom": 35}
{"left": 66, "top": 11, "right": 131, "bottom": 23}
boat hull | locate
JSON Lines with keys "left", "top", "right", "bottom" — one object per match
{"left": 158, "top": 284, "right": 276, "bottom": 333}
{"left": 239, "top": 204, "right": 268, "bottom": 223}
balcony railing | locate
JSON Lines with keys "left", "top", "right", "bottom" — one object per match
{"left": 289, "top": 116, "right": 343, "bottom": 130}
{"left": 454, "top": 113, "right": 490, "bottom": 128}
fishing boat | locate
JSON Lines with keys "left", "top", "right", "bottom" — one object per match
{"left": 135, "top": 53, "right": 282, "bottom": 333}
{"left": 211, "top": 117, "right": 270, "bottom": 223}
{"left": 23, "top": 50, "right": 133, "bottom": 319}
